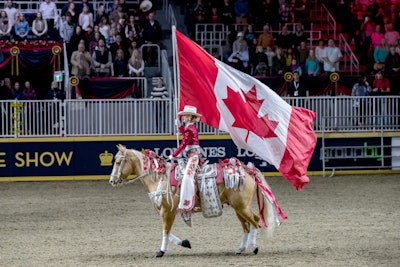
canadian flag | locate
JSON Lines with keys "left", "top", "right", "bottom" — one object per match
{"left": 175, "top": 30, "right": 317, "bottom": 190}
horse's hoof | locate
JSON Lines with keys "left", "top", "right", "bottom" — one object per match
{"left": 253, "top": 246, "right": 259, "bottom": 255}
{"left": 181, "top": 239, "right": 191, "bottom": 249}
{"left": 235, "top": 248, "right": 245, "bottom": 255}
{"left": 154, "top": 250, "right": 165, "bottom": 258}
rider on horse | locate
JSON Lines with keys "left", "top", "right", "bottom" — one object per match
{"left": 169, "top": 105, "right": 202, "bottom": 225}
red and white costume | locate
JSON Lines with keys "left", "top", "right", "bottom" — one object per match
{"left": 173, "top": 122, "right": 200, "bottom": 212}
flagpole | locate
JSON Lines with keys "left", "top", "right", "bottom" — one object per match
{"left": 171, "top": 25, "right": 180, "bottom": 147}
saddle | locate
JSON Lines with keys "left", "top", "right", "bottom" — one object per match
{"left": 171, "top": 161, "right": 224, "bottom": 218}
{"left": 142, "top": 150, "right": 247, "bottom": 219}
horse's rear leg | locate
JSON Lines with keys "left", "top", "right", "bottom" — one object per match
{"left": 247, "top": 226, "right": 259, "bottom": 254}
{"left": 234, "top": 209, "right": 260, "bottom": 255}
{"left": 235, "top": 225, "right": 259, "bottom": 255}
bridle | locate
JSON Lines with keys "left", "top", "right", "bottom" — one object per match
{"left": 109, "top": 148, "right": 175, "bottom": 210}
{"left": 110, "top": 150, "right": 129, "bottom": 186}
{"left": 110, "top": 149, "right": 149, "bottom": 186}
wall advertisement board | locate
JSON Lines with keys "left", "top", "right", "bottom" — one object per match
{"left": 0, "top": 136, "right": 396, "bottom": 180}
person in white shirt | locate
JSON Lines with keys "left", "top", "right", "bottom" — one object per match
{"left": 322, "top": 38, "right": 342, "bottom": 74}
{"left": 39, "top": 0, "right": 59, "bottom": 29}
{"left": 128, "top": 48, "right": 145, "bottom": 77}
{"left": 78, "top": 4, "right": 93, "bottom": 32}
{"left": 98, "top": 16, "right": 110, "bottom": 40}
{"left": 4, "top": 0, "right": 18, "bottom": 27}
{"left": 0, "top": 10, "right": 12, "bottom": 39}
{"left": 32, "top": 12, "right": 48, "bottom": 39}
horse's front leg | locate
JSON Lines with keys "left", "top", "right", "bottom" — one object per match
{"left": 155, "top": 206, "right": 174, "bottom": 257}
{"left": 155, "top": 206, "right": 191, "bottom": 257}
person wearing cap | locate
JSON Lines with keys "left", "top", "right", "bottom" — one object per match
{"left": 232, "top": 31, "right": 248, "bottom": 54}
{"left": 169, "top": 105, "right": 202, "bottom": 225}
{"left": 140, "top": 0, "right": 153, "bottom": 13}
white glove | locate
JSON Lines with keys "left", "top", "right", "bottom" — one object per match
{"left": 168, "top": 155, "right": 174, "bottom": 161}
{"left": 175, "top": 118, "right": 181, "bottom": 127}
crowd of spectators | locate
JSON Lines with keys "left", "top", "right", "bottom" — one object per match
{"left": 178, "top": 0, "right": 342, "bottom": 85}
{"left": 0, "top": 0, "right": 163, "bottom": 100}
{"left": 176, "top": 0, "right": 400, "bottom": 97}
{"left": 61, "top": 0, "right": 162, "bottom": 79}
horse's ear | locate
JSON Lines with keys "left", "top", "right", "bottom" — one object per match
{"left": 116, "top": 144, "right": 125, "bottom": 152}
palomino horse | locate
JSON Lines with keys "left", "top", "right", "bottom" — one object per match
{"left": 109, "top": 144, "right": 286, "bottom": 257}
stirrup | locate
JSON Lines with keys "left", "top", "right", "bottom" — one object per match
{"left": 181, "top": 212, "right": 192, "bottom": 227}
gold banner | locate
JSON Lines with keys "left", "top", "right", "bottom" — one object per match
{"left": 329, "top": 72, "right": 340, "bottom": 82}
{"left": 284, "top": 72, "right": 293, "bottom": 82}
{"left": 52, "top": 45, "right": 62, "bottom": 73}
{"left": 69, "top": 76, "right": 79, "bottom": 86}
{"left": 10, "top": 46, "right": 20, "bottom": 76}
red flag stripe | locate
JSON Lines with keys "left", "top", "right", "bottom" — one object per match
{"left": 279, "top": 107, "right": 317, "bottom": 190}
{"left": 176, "top": 30, "right": 220, "bottom": 128}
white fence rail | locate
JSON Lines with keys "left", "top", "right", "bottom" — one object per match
{"left": 1, "top": 96, "right": 399, "bottom": 137}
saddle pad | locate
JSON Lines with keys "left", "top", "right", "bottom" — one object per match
{"left": 170, "top": 163, "right": 180, "bottom": 186}
{"left": 197, "top": 176, "right": 223, "bottom": 218}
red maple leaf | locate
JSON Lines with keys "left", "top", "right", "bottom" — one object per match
{"left": 223, "top": 85, "right": 278, "bottom": 142}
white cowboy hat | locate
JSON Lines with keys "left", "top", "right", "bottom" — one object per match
{"left": 140, "top": 0, "right": 153, "bottom": 12}
{"left": 178, "top": 105, "right": 202, "bottom": 117}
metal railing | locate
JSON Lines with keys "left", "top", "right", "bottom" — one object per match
{"left": 338, "top": 33, "right": 360, "bottom": 75}
{"left": 310, "top": 4, "right": 359, "bottom": 74}
{"left": 160, "top": 50, "right": 174, "bottom": 98}
{"left": 195, "top": 23, "right": 229, "bottom": 47}
{"left": 64, "top": 98, "right": 173, "bottom": 136}
{"left": 166, "top": 2, "right": 177, "bottom": 27}
{"left": 1, "top": 100, "right": 63, "bottom": 137}
{"left": 320, "top": 114, "right": 400, "bottom": 176}
{"left": 140, "top": 44, "right": 161, "bottom": 71}
{"left": 320, "top": 4, "right": 336, "bottom": 40}
{"left": 1, "top": 96, "right": 399, "bottom": 138}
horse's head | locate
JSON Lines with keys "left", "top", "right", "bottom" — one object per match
{"left": 109, "top": 144, "right": 142, "bottom": 187}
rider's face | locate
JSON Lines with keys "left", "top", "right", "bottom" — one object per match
{"left": 183, "top": 115, "right": 191, "bottom": 123}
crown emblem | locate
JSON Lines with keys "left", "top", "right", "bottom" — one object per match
{"left": 99, "top": 150, "right": 113, "bottom": 166}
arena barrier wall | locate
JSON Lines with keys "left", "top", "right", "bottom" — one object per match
{"left": 1, "top": 134, "right": 400, "bottom": 181}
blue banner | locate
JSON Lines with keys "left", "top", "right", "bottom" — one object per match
{"left": 0, "top": 138, "right": 278, "bottom": 178}
{"left": 0, "top": 136, "right": 393, "bottom": 180}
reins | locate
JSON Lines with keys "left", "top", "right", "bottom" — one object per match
{"left": 113, "top": 149, "right": 150, "bottom": 185}
{"left": 121, "top": 171, "right": 150, "bottom": 185}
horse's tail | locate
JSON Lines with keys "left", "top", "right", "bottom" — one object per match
{"left": 254, "top": 171, "right": 287, "bottom": 236}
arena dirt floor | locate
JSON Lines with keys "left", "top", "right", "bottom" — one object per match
{"left": 0, "top": 174, "right": 399, "bottom": 267}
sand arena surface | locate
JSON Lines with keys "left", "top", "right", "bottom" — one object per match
{"left": 0, "top": 174, "right": 399, "bottom": 267}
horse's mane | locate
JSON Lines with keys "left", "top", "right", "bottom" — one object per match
{"left": 128, "top": 148, "right": 172, "bottom": 183}
{"left": 130, "top": 149, "right": 145, "bottom": 171}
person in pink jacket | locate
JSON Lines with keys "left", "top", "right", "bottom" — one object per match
{"left": 169, "top": 105, "right": 202, "bottom": 225}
